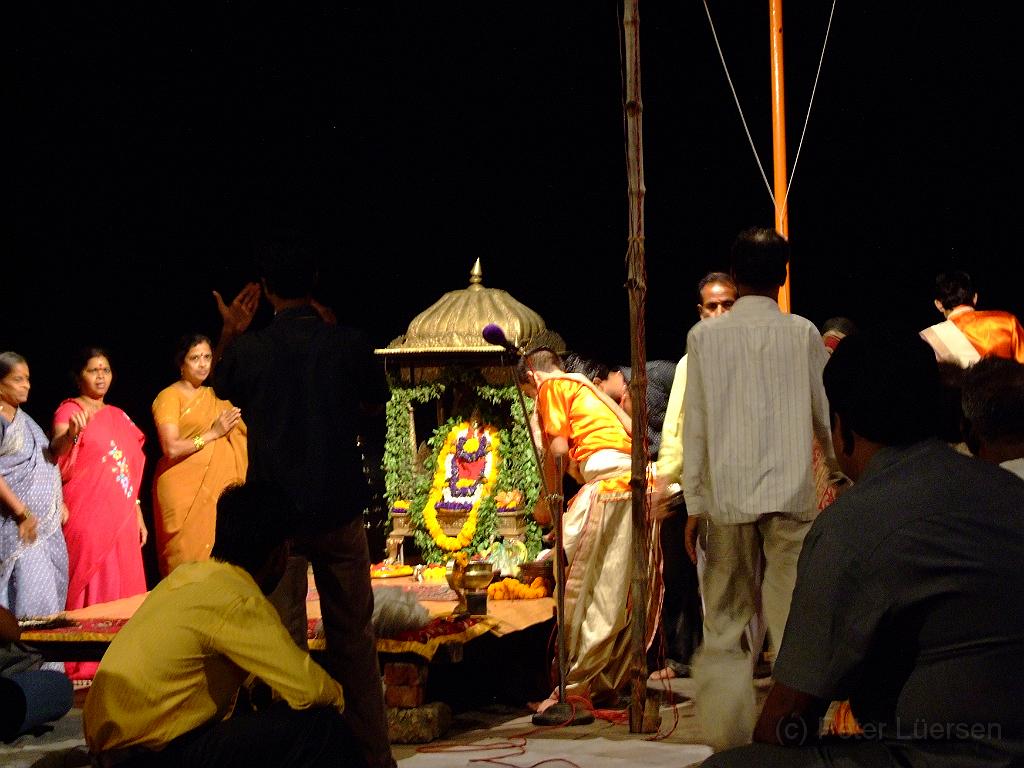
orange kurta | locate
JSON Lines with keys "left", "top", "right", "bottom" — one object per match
{"left": 535, "top": 377, "right": 631, "bottom": 465}
{"left": 950, "top": 308, "right": 1024, "bottom": 363}
{"left": 534, "top": 374, "right": 660, "bottom": 706}
{"left": 151, "top": 386, "right": 247, "bottom": 576}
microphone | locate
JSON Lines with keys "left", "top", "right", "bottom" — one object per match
{"left": 482, "top": 323, "right": 522, "bottom": 354}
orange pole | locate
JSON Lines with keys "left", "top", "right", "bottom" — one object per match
{"left": 769, "top": 0, "right": 791, "bottom": 312}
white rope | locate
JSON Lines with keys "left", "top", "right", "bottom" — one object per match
{"left": 780, "top": 0, "right": 838, "bottom": 223}
{"left": 700, "top": 0, "right": 776, "bottom": 207}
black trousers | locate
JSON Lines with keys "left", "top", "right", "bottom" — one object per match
{"left": 649, "top": 507, "right": 703, "bottom": 674}
{"left": 268, "top": 518, "right": 393, "bottom": 768}
{"left": 113, "top": 704, "right": 366, "bottom": 768}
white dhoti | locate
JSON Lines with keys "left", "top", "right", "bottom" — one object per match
{"left": 556, "top": 450, "right": 661, "bottom": 704}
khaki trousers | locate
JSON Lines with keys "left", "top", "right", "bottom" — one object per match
{"left": 693, "top": 513, "right": 813, "bottom": 752}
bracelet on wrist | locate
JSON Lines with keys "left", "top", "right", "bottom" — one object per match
{"left": 192, "top": 434, "right": 206, "bottom": 452}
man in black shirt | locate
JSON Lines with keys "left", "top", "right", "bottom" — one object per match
{"left": 214, "top": 243, "right": 394, "bottom": 768}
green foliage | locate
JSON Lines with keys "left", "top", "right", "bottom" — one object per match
{"left": 383, "top": 375, "right": 543, "bottom": 564}
{"left": 477, "top": 385, "right": 543, "bottom": 560}
{"left": 382, "top": 381, "right": 443, "bottom": 507}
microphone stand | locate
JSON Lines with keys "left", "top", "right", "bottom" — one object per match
{"left": 499, "top": 350, "right": 594, "bottom": 727}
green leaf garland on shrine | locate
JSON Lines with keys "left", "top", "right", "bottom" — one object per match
{"left": 383, "top": 377, "right": 542, "bottom": 564}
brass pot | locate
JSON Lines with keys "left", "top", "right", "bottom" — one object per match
{"left": 463, "top": 561, "right": 495, "bottom": 590}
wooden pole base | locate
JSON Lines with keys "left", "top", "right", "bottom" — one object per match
{"left": 531, "top": 702, "right": 595, "bottom": 727}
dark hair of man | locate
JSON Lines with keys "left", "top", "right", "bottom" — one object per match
{"left": 515, "top": 348, "right": 563, "bottom": 383}
{"left": 696, "top": 271, "right": 736, "bottom": 296}
{"left": 256, "top": 239, "right": 317, "bottom": 300}
{"left": 212, "top": 481, "right": 296, "bottom": 574}
{"left": 730, "top": 227, "right": 790, "bottom": 289}
{"left": 821, "top": 317, "right": 858, "bottom": 338}
{"left": 562, "top": 353, "right": 608, "bottom": 383}
{"left": 823, "top": 332, "right": 941, "bottom": 453}
{"left": 934, "top": 270, "right": 975, "bottom": 310}
{"left": 0, "top": 351, "right": 27, "bottom": 379}
{"left": 174, "top": 333, "right": 213, "bottom": 368}
{"left": 962, "top": 357, "right": 1024, "bottom": 444}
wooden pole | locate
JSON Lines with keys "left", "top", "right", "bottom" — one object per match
{"left": 622, "top": 0, "right": 657, "bottom": 734}
{"left": 769, "top": 0, "right": 792, "bottom": 312}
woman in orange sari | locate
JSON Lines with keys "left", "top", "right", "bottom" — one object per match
{"left": 51, "top": 347, "right": 147, "bottom": 681}
{"left": 151, "top": 334, "right": 247, "bottom": 576}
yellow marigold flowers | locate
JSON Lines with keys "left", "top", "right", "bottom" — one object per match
{"left": 494, "top": 489, "right": 524, "bottom": 510}
{"left": 420, "top": 421, "right": 501, "bottom": 552}
{"left": 487, "top": 576, "right": 550, "bottom": 600}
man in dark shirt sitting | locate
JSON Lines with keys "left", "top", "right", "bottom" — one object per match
{"left": 704, "top": 332, "right": 1024, "bottom": 767}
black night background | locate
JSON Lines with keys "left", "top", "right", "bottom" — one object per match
{"left": 9, "top": 3, "right": 1022, "bottom": 566}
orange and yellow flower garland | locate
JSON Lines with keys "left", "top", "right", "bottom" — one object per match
{"left": 421, "top": 421, "right": 501, "bottom": 551}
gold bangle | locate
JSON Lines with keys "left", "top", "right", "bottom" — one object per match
{"left": 192, "top": 435, "right": 206, "bottom": 452}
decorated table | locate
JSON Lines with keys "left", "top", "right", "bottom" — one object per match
{"left": 19, "top": 575, "right": 554, "bottom": 664}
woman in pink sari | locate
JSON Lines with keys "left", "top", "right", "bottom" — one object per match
{"left": 51, "top": 347, "right": 147, "bottom": 681}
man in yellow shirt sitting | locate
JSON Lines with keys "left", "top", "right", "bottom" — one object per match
{"left": 83, "top": 481, "right": 365, "bottom": 768}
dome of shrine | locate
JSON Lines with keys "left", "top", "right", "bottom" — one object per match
{"left": 377, "top": 259, "right": 565, "bottom": 356}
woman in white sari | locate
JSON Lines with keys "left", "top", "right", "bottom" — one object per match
{"left": 0, "top": 352, "right": 68, "bottom": 619}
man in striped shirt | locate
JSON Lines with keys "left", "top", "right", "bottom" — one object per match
{"left": 682, "top": 227, "right": 838, "bottom": 751}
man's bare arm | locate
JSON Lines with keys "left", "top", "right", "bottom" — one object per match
{"left": 753, "top": 681, "right": 829, "bottom": 746}
{"left": 532, "top": 435, "right": 568, "bottom": 527}
{"left": 1, "top": 606, "right": 21, "bottom": 643}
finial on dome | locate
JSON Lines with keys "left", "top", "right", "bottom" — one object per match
{"left": 376, "top": 259, "right": 565, "bottom": 355}
{"left": 469, "top": 258, "right": 483, "bottom": 286}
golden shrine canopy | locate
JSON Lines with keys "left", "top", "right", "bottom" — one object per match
{"left": 376, "top": 259, "right": 565, "bottom": 356}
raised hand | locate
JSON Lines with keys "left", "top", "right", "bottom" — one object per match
{"left": 213, "top": 282, "right": 261, "bottom": 337}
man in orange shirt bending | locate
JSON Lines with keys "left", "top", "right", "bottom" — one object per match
{"left": 518, "top": 348, "right": 657, "bottom": 713}
{"left": 920, "top": 270, "right": 1024, "bottom": 367}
